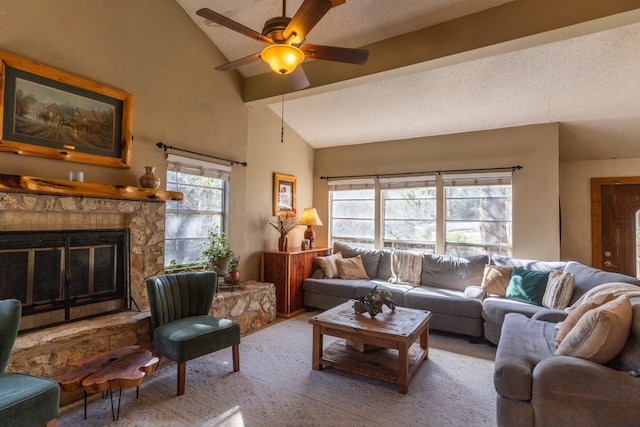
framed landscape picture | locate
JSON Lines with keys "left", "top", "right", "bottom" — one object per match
{"left": 0, "top": 50, "right": 133, "bottom": 168}
{"left": 273, "top": 172, "right": 296, "bottom": 216}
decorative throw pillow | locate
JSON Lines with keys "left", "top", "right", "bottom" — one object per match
{"left": 542, "top": 270, "right": 575, "bottom": 309}
{"left": 315, "top": 252, "right": 343, "bottom": 279}
{"left": 554, "top": 292, "right": 615, "bottom": 348}
{"left": 335, "top": 255, "right": 369, "bottom": 280}
{"left": 505, "top": 268, "right": 549, "bottom": 306}
{"left": 555, "top": 295, "right": 632, "bottom": 364}
{"left": 480, "top": 265, "right": 512, "bottom": 296}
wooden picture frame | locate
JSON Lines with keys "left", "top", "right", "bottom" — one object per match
{"left": 273, "top": 172, "right": 297, "bottom": 216}
{"left": 0, "top": 51, "right": 133, "bottom": 168}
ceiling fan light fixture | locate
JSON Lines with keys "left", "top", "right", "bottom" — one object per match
{"left": 261, "top": 44, "right": 305, "bottom": 75}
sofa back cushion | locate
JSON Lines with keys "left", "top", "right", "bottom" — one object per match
{"left": 564, "top": 261, "right": 640, "bottom": 305}
{"left": 421, "top": 254, "right": 488, "bottom": 291}
{"left": 491, "top": 254, "right": 566, "bottom": 272}
{"left": 333, "top": 242, "right": 382, "bottom": 279}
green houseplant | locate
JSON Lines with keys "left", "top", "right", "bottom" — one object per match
{"left": 199, "top": 225, "right": 234, "bottom": 277}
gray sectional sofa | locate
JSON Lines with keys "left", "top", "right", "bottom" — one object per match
{"left": 302, "top": 242, "right": 639, "bottom": 344}
{"left": 304, "top": 241, "right": 640, "bottom": 425}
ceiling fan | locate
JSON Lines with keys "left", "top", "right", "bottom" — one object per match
{"left": 196, "top": 0, "right": 369, "bottom": 90}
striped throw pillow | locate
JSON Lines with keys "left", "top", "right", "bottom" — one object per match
{"left": 316, "top": 252, "right": 343, "bottom": 279}
{"left": 542, "top": 270, "right": 575, "bottom": 309}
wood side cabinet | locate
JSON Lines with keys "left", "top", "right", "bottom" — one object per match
{"left": 261, "top": 247, "right": 330, "bottom": 317}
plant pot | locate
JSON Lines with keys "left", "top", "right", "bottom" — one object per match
{"left": 211, "top": 257, "right": 231, "bottom": 277}
{"left": 229, "top": 271, "right": 240, "bottom": 283}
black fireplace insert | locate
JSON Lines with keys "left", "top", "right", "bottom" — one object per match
{"left": 0, "top": 229, "right": 130, "bottom": 332}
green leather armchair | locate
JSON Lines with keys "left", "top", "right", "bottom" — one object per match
{"left": 146, "top": 271, "right": 241, "bottom": 396}
{"left": 0, "top": 299, "right": 60, "bottom": 427}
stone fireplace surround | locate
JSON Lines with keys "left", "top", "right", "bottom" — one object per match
{"left": 0, "top": 188, "right": 277, "bottom": 406}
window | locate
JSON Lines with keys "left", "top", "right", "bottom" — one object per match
{"left": 444, "top": 173, "right": 512, "bottom": 256}
{"left": 328, "top": 171, "right": 512, "bottom": 256}
{"left": 381, "top": 176, "right": 436, "bottom": 252}
{"left": 164, "top": 155, "right": 230, "bottom": 266}
{"left": 329, "top": 179, "right": 375, "bottom": 248}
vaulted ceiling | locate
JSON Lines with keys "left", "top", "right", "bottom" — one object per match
{"left": 176, "top": 1, "right": 640, "bottom": 160}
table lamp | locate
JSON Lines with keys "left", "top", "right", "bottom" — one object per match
{"left": 298, "top": 207, "right": 323, "bottom": 249}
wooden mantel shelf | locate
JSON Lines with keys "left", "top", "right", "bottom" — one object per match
{"left": 0, "top": 173, "right": 183, "bottom": 202}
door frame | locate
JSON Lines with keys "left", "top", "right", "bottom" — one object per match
{"left": 591, "top": 176, "right": 640, "bottom": 269}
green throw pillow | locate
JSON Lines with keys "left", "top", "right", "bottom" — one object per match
{"left": 505, "top": 268, "right": 550, "bottom": 306}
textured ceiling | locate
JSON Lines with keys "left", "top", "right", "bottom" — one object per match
{"left": 177, "top": 1, "right": 640, "bottom": 160}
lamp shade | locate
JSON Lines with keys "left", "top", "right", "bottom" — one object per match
{"left": 261, "top": 44, "right": 305, "bottom": 75}
{"left": 298, "top": 208, "right": 323, "bottom": 226}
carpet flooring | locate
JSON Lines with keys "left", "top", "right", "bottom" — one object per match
{"left": 57, "top": 311, "right": 497, "bottom": 427}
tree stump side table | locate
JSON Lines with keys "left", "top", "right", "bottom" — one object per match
{"left": 55, "top": 345, "right": 159, "bottom": 420}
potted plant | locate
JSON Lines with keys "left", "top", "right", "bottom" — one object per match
{"left": 199, "top": 225, "right": 234, "bottom": 277}
{"left": 225, "top": 255, "right": 241, "bottom": 284}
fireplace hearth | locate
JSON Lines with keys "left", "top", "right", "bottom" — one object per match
{"left": 0, "top": 229, "right": 130, "bottom": 331}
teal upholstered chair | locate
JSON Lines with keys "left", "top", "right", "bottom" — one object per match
{"left": 146, "top": 271, "right": 241, "bottom": 396}
{"left": 0, "top": 299, "right": 60, "bottom": 427}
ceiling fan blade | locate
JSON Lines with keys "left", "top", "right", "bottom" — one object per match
{"left": 215, "top": 52, "right": 263, "bottom": 72}
{"left": 196, "top": 8, "right": 273, "bottom": 45}
{"left": 283, "top": 0, "right": 333, "bottom": 44}
{"left": 301, "top": 44, "right": 369, "bottom": 65}
{"left": 289, "top": 67, "right": 310, "bottom": 90}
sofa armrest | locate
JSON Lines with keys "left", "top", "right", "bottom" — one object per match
{"left": 532, "top": 356, "right": 640, "bottom": 425}
{"left": 530, "top": 308, "right": 567, "bottom": 323}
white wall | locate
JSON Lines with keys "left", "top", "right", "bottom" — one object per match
{"left": 313, "top": 123, "right": 561, "bottom": 260}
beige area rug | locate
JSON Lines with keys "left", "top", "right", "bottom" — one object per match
{"left": 57, "top": 311, "right": 497, "bottom": 427}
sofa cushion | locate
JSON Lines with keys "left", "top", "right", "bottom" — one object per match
{"left": 483, "top": 296, "right": 547, "bottom": 335}
{"left": 376, "top": 249, "right": 394, "bottom": 280}
{"left": 491, "top": 254, "right": 566, "bottom": 272}
{"left": 421, "top": 254, "right": 488, "bottom": 291}
{"left": 336, "top": 255, "right": 369, "bottom": 280}
{"left": 333, "top": 242, "right": 382, "bottom": 279}
{"left": 555, "top": 295, "right": 632, "bottom": 364}
{"left": 404, "top": 286, "right": 483, "bottom": 318}
{"left": 316, "top": 252, "right": 343, "bottom": 279}
{"left": 564, "top": 261, "right": 640, "bottom": 305}
{"left": 302, "top": 278, "right": 363, "bottom": 299}
{"left": 505, "top": 268, "right": 549, "bottom": 306}
{"left": 554, "top": 292, "right": 616, "bottom": 347}
{"left": 494, "top": 313, "right": 557, "bottom": 401}
{"left": 542, "top": 270, "right": 575, "bottom": 309}
{"left": 480, "top": 265, "right": 512, "bottom": 296}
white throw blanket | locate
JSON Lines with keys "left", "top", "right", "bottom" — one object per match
{"left": 389, "top": 250, "right": 423, "bottom": 286}
{"left": 566, "top": 282, "right": 640, "bottom": 312}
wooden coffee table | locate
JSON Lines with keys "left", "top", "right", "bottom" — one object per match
{"left": 56, "top": 345, "right": 159, "bottom": 420}
{"left": 308, "top": 301, "right": 432, "bottom": 394}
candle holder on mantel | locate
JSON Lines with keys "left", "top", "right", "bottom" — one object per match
{"left": 139, "top": 166, "right": 160, "bottom": 189}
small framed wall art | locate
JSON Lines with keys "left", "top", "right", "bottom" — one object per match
{"left": 273, "top": 172, "right": 296, "bottom": 216}
{"left": 0, "top": 50, "right": 133, "bottom": 168}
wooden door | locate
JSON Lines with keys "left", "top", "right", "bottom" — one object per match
{"left": 591, "top": 177, "right": 640, "bottom": 277}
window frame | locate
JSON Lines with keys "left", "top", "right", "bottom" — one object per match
{"left": 328, "top": 172, "right": 513, "bottom": 256}
{"left": 164, "top": 154, "right": 230, "bottom": 267}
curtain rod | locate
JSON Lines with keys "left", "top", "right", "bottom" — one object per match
{"left": 156, "top": 142, "right": 248, "bottom": 167}
{"left": 320, "top": 165, "right": 522, "bottom": 181}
